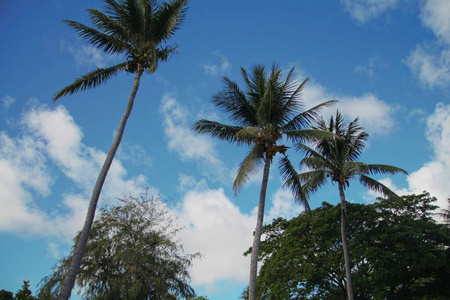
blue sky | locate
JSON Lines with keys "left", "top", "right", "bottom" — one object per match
{"left": 1, "top": 0, "right": 449, "bottom": 299}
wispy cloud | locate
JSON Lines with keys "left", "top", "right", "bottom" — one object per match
{"left": 60, "top": 41, "right": 118, "bottom": 69}
{"left": 159, "top": 94, "right": 229, "bottom": 182}
{"left": 117, "top": 141, "right": 153, "bottom": 168}
{"left": 201, "top": 52, "right": 231, "bottom": 76}
{"left": 340, "top": 0, "right": 398, "bottom": 24}
{"left": 1, "top": 95, "right": 16, "bottom": 109}
{"left": 353, "top": 57, "right": 379, "bottom": 81}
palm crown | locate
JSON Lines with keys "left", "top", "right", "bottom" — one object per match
{"left": 54, "top": 0, "right": 188, "bottom": 100}
{"left": 194, "top": 64, "right": 336, "bottom": 201}
{"left": 298, "top": 111, "right": 408, "bottom": 199}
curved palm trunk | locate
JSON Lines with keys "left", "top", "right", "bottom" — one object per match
{"left": 248, "top": 154, "right": 272, "bottom": 300}
{"left": 58, "top": 67, "right": 144, "bottom": 300}
{"left": 338, "top": 182, "right": 354, "bottom": 300}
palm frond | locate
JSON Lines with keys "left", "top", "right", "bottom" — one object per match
{"left": 342, "top": 161, "right": 368, "bottom": 175}
{"left": 282, "top": 100, "right": 337, "bottom": 132}
{"left": 277, "top": 75, "right": 308, "bottom": 123}
{"left": 278, "top": 155, "right": 310, "bottom": 210}
{"left": 62, "top": 20, "right": 128, "bottom": 55}
{"left": 87, "top": 8, "right": 130, "bottom": 44}
{"left": 53, "top": 62, "right": 127, "bottom": 101}
{"left": 213, "top": 77, "right": 257, "bottom": 126}
{"left": 300, "top": 157, "right": 331, "bottom": 172}
{"left": 298, "top": 170, "right": 328, "bottom": 201}
{"left": 345, "top": 131, "right": 368, "bottom": 161}
{"left": 121, "top": 0, "right": 144, "bottom": 36}
{"left": 192, "top": 120, "right": 245, "bottom": 145}
{"left": 359, "top": 174, "right": 401, "bottom": 199}
{"left": 233, "top": 145, "right": 265, "bottom": 194}
{"left": 236, "top": 127, "right": 259, "bottom": 143}
{"left": 365, "top": 164, "right": 408, "bottom": 176}
{"left": 286, "top": 128, "right": 335, "bottom": 144}
{"left": 296, "top": 143, "right": 328, "bottom": 160}
{"left": 154, "top": 0, "right": 188, "bottom": 40}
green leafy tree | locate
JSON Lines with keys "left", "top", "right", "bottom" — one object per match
{"left": 293, "top": 111, "right": 407, "bottom": 300}
{"left": 14, "top": 281, "right": 36, "bottom": 300}
{"left": 38, "top": 194, "right": 198, "bottom": 300}
{"left": 253, "top": 193, "right": 450, "bottom": 299}
{"left": 53, "top": 1, "right": 188, "bottom": 299}
{"left": 194, "top": 63, "right": 335, "bottom": 300}
{"left": 0, "top": 290, "right": 14, "bottom": 300}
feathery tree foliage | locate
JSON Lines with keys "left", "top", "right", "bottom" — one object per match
{"left": 292, "top": 111, "right": 408, "bottom": 300}
{"left": 53, "top": 1, "right": 188, "bottom": 298}
{"left": 38, "top": 194, "right": 198, "bottom": 300}
{"left": 193, "top": 63, "right": 336, "bottom": 300}
{"left": 252, "top": 192, "right": 450, "bottom": 299}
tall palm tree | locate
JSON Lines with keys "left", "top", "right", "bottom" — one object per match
{"left": 193, "top": 64, "right": 336, "bottom": 300}
{"left": 53, "top": 1, "right": 188, "bottom": 299}
{"left": 295, "top": 111, "right": 408, "bottom": 300}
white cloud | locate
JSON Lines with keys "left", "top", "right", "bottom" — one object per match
{"left": 1, "top": 95, "right": 16, "bottom": 109}
{"left": 353, "top": 57, "right": 378, "bottom": 80}
{"left": 364, "top": 103, "right": 450, "bottom": 209}
{"left": 202, "top": 52, "right": 231, "bottom": 76}
{"left": 300, "top": 79, "right": 398, "bottom": 135}
{"left": 339, "top": 93, "right": 398, "bottom": 135}
{"left": 407, "top": 102, "right": 450, "bottom": 208}
{"left": 159, "top": 94, "right": 229, "bottom": 181}
{"left": 406, "top": 45, "right": 450, "bottom": 89}
{"left": 266, "top": 188, "right": 305, "bottom": 223}
{"left": 341, "top": 0, "right": 398, "bottom": 24}
{"left": 420, "top": 0, "right": 450, "bottom": 45}
{"left": 406, "top": 1, "right": 450, "bottom": 89}
{"left": 117, "top": 141, "right": 153, "bottom": 168}
{"left": 177, "top": 186, "right": 254, "bottom": 290}
{"left": 60, "top": 41, "right": 117, "bottom": 69}
{"left": 173, "top": 177, "right": 301, "bottom": 294}
{"left": 0, "top": 103, "right": 154, "bottom": 240}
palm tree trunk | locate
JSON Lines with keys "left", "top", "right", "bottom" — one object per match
{"left": 58, "top": 66, "right": 144, "bottom": 300}
{"left": 248, "top": 154, "right": 271, "bottom": 300}
{"left": 338, "top": 182, "right": 354, "bottom": 300}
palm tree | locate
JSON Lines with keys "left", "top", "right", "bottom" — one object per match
{"left": 53, "top": 1, "right": 188, "bottom": 299}
{"left": 193, "top": 64, "right": 336, "bottom": 300}
{"left": 295, "top": 111, "right": 408, "bottom": 300}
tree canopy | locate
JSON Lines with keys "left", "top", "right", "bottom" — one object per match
{"left": 38, "top": 194, "right": 198, "bottom": 300}
{"left": 251, "top": 192, "right": 450, "bottom": 299}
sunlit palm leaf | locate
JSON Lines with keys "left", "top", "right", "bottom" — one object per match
{"left": 233, "top": 145, "right": 265, "bottom": 194}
